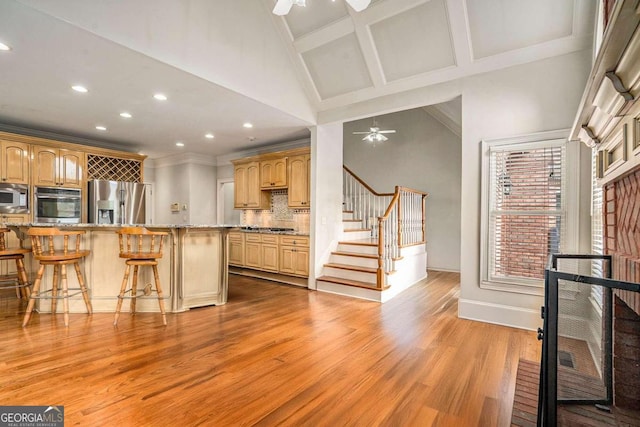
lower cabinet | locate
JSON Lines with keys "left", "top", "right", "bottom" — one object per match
{"left": 228, "top": 232, "right": 244, "bottom": 266}
{"left": 260, "top": 235, "right": 279, "bottom": 272}
{"left": 229, "top": 232, "right": 309, "bottom": 278}
{"left": 279, "top": 235, "right": 309, "bottom": 277}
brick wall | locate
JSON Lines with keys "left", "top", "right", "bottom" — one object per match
{"left": 496, "top": 150, "right": 561, "bottom": 279}
{"left": 603, "top": 169, "right": 640, "bottom": 409}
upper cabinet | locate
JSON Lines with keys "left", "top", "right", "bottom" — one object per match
{"left": 260, "top": 158, "right": 287, "bottom": 189}
{"left": 288, "top": 154, "right": 310, "bottom": 208}
{"left": 234, "top": 161, "right": 270, "bottom": 209}
{"left": 231, "top": 147, "right": 310, "bottom": 210}
{"left": 32, "top": 146, "right": 84, "bottom": 188}
{"left": 0, "top": 140, "right": 30, "bottom": 184}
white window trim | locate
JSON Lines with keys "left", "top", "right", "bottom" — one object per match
{"left": 480, "top": 129, "right": 581, "bottom": 296}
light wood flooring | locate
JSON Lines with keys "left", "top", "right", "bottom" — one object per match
{"left": 0, "top": 271, "right": 541, "bottom": 426}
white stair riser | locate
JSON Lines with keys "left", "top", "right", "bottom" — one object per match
{"left": 342, "top": 212, "right": 354, "bottom": 220}
{"left": 322, "top": 267, "right": 377, "bottom": 284}
{"left": 330, "top": 254, "right": 378, "bottom": 268}
{"left": 398, "top": 244, "right": 426, "bottom": 256}
{"left": 316, "top": 281, "right": 382, "bottom": 302}
{"left": 343, "top": 221, "right": 363, "bottom": 230}
{"left": 337, "top": 243, "right": 378, "bottom": 255}
{"left": 342, "top": 230, "right": 371, "bottom": 240}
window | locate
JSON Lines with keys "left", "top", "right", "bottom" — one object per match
{"left": 590, "top": 148, "right": 604, "bottom": 308}
{"left": 481, "top": 130, "right": 578, "bottom": 295}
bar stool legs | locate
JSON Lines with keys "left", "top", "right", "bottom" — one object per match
{"left": 22, "top": 261, "right": 93, "bottom": 328}
{"left": 22, "top": 264, "right": 45, "bottom": 327}
{"left": 114, "top": 260, "right": 167, "bottom": 326}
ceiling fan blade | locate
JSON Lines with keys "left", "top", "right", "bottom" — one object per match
{"left": 345, "top": 0, "right": 371, "bottom": 12}
{"left": 352, "top": 131, "right": 370, "bottom": 134}
{"left": 378, "top": 130, "right": 396, "bottom": 134}
{"left": 377, "top": 134, "right": 388, "bottom": 142}
{"left": 273, "top": 0, "right": 294, "bottom": 15}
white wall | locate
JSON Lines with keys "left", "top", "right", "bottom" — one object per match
{"left": 310, "top": 123, "right": 344, "bottom": 289}
{"left": 459, "top": 49, "right": 592, "bottom": 329}
{"left": 151, "top": 153, "right": 217, "bottom": 224}
{"left": 343, "top": 107, "right": 461, "bottom": 271}
{"left": 316, "top": 49, "right": 593, "bottom": 330}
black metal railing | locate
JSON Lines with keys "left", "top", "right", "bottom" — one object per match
{"left": 538, "top": 253, "right": 640, "bottom": 426}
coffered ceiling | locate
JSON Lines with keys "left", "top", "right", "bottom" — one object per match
{"left": 0, "top": 0, "right": 595, "bottom": 159}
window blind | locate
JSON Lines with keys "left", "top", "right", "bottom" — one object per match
{"left": 591, "top": 149, "right": 604, "bottom": 307}
{"left": 488, "top": 143, "right": 566, "bottom": 284}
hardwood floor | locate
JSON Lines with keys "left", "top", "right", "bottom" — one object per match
{"left": 0, "top": 271, "right": 540, "bottom": 426}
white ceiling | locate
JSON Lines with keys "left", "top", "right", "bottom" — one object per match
{"left": 0, "top": 0, "right": 595, "bottom": 159}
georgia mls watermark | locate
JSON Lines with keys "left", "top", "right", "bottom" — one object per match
{"left": 0, "top": 406, "right": 64, "bottom": 427}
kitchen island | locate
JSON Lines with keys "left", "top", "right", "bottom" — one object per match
{"left": 8, "top": 223, "right": 235, "bottom": 313}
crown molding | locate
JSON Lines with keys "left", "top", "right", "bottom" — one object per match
{"left": 216, "top": 138, "right": 311, "bottom": 166}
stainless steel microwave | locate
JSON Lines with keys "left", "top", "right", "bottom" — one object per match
{"left": 0, "top": 183, "right": 28, "bottom": 214}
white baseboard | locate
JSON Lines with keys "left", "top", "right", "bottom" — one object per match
{"left": 427, "top": 267, "right": 460, "bottom": 273}
{"left": 458, "top": 298, "right": 542, "bottom": 331}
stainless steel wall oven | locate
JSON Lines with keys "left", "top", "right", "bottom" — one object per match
{"left": 34, "top": 187, "right": 81, "bottom": 223}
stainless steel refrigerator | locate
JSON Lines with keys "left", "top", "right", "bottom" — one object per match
{"left": 88, "top": 180, "right": 146, "bottom": 224}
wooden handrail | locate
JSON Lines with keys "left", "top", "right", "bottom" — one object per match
{"left": 397, "top": 186, "right": 429, "bottom": 197}
{"left": 343, "top": 165, "right": 394, "bottom": 197}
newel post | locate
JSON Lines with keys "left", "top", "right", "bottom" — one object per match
{"left": 377, "top": 217, "right": 385, "bottom": 290}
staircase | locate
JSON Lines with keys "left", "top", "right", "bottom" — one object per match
{"left": 316, "top": 167, "right": 428, "bottom": 302}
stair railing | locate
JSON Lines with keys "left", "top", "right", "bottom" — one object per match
{"left": 343, "top": 166, "right": 393, "bottom": 235}
{"left": 343, "top": 166, "right": 428, "bottom": 289}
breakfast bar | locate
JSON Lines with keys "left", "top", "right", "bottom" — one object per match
{"left": 9, "top": 224, "right": 234, "bottom": 314}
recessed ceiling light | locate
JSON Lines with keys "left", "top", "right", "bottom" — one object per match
{"left": 0, "top": 42, "right": 11, "bottom": 51}
{"left": 205, "top": 133, "right": 214, "bottom": 139}
{"left": 120, "top": 112, "right": 132, "bottom": 118}
{"left": 153, "top": 93, "right": 167, "bottom": 101}
{"left": 95, "top": 126, "right": 107, "bottom": 131}
{"left": 72, "top": 85, "right": 88, "bottom": 93}
{"left": 176, "top": 142, "right": 184, "bottom": 147}
{"left": 243, "top": 122, "right": 253, "bottom": 129}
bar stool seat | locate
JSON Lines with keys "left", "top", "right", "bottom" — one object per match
{"left": 0, "top": 228, "right": 31, "bottom": 299}
{"left": 22, "top": 228, "right": 92, "bottom": 327}
{"left": 114, "top": 227, "right": 168, "bottom": 326}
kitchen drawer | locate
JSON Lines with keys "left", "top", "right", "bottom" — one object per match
{"left": 229, "top": 231, "right": 244, "bottom": 241}
{"left": 279, "top": 235, "right": 309, "bottom": 247}
{"left": 245, "top": 233, "right": 261, "bottom": 243}
{"left": 261, "top": 234, "right": 278, "bottom": 244}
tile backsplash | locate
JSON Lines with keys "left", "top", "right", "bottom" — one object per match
{"left": 241, "top": 190, "right": 310, "bottom": 232}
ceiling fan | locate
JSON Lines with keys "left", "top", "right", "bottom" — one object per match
{"left": 273, "top": 0, "right": 371, "bottom": 15}
{"left": 353, "top": 119, "right": 396, "bottom": 143}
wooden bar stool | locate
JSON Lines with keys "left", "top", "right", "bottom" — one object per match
{"left": 114, "top": 227, "right": 168, "bottom": 326}
{"left": 22, "top": 228, "right": 93, "bottom": 327}
{"left": 0, "top": 228, "right": 31, "bottom": 299}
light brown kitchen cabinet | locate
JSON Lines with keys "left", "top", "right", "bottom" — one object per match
{"left": 234, "top": 161, "right": 270, "bottom": 209}
{"left": 279, "top": 235, "right": 309, "bottom": 277}
{"left": 260, "top": 234, "right": 279, "bottom": 271}
{"left": 228, "top": 232, "right": 245, "bottom": 266}
{"left": 288, "top": 154, "right": 310, "bottom": 208}
{"left": 0, "top": 140, "right": 30, "bottom": 184}
{"left": 260, "top": 158, "right": 287, "bottom": 189}
{"left": 32, "top": 146, "right": 84, "bottom": 188}
{"left": 244, "top": 234, "right": 262, "bottom": 268}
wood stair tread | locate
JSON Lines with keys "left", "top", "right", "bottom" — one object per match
{"left": 323, "top": 263, "right": 377, "bottom": 273}
{"left": 343, "top": 219, "right": 363, "bottom": 222}
{"left": 331, "top": 251, "right": 378, "bottom": 259}
{"left": 343, "top": 228, "right": 371, "bottom": 232}
{"left": 316, "top": 275, "right": 382, "bottom": 290}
